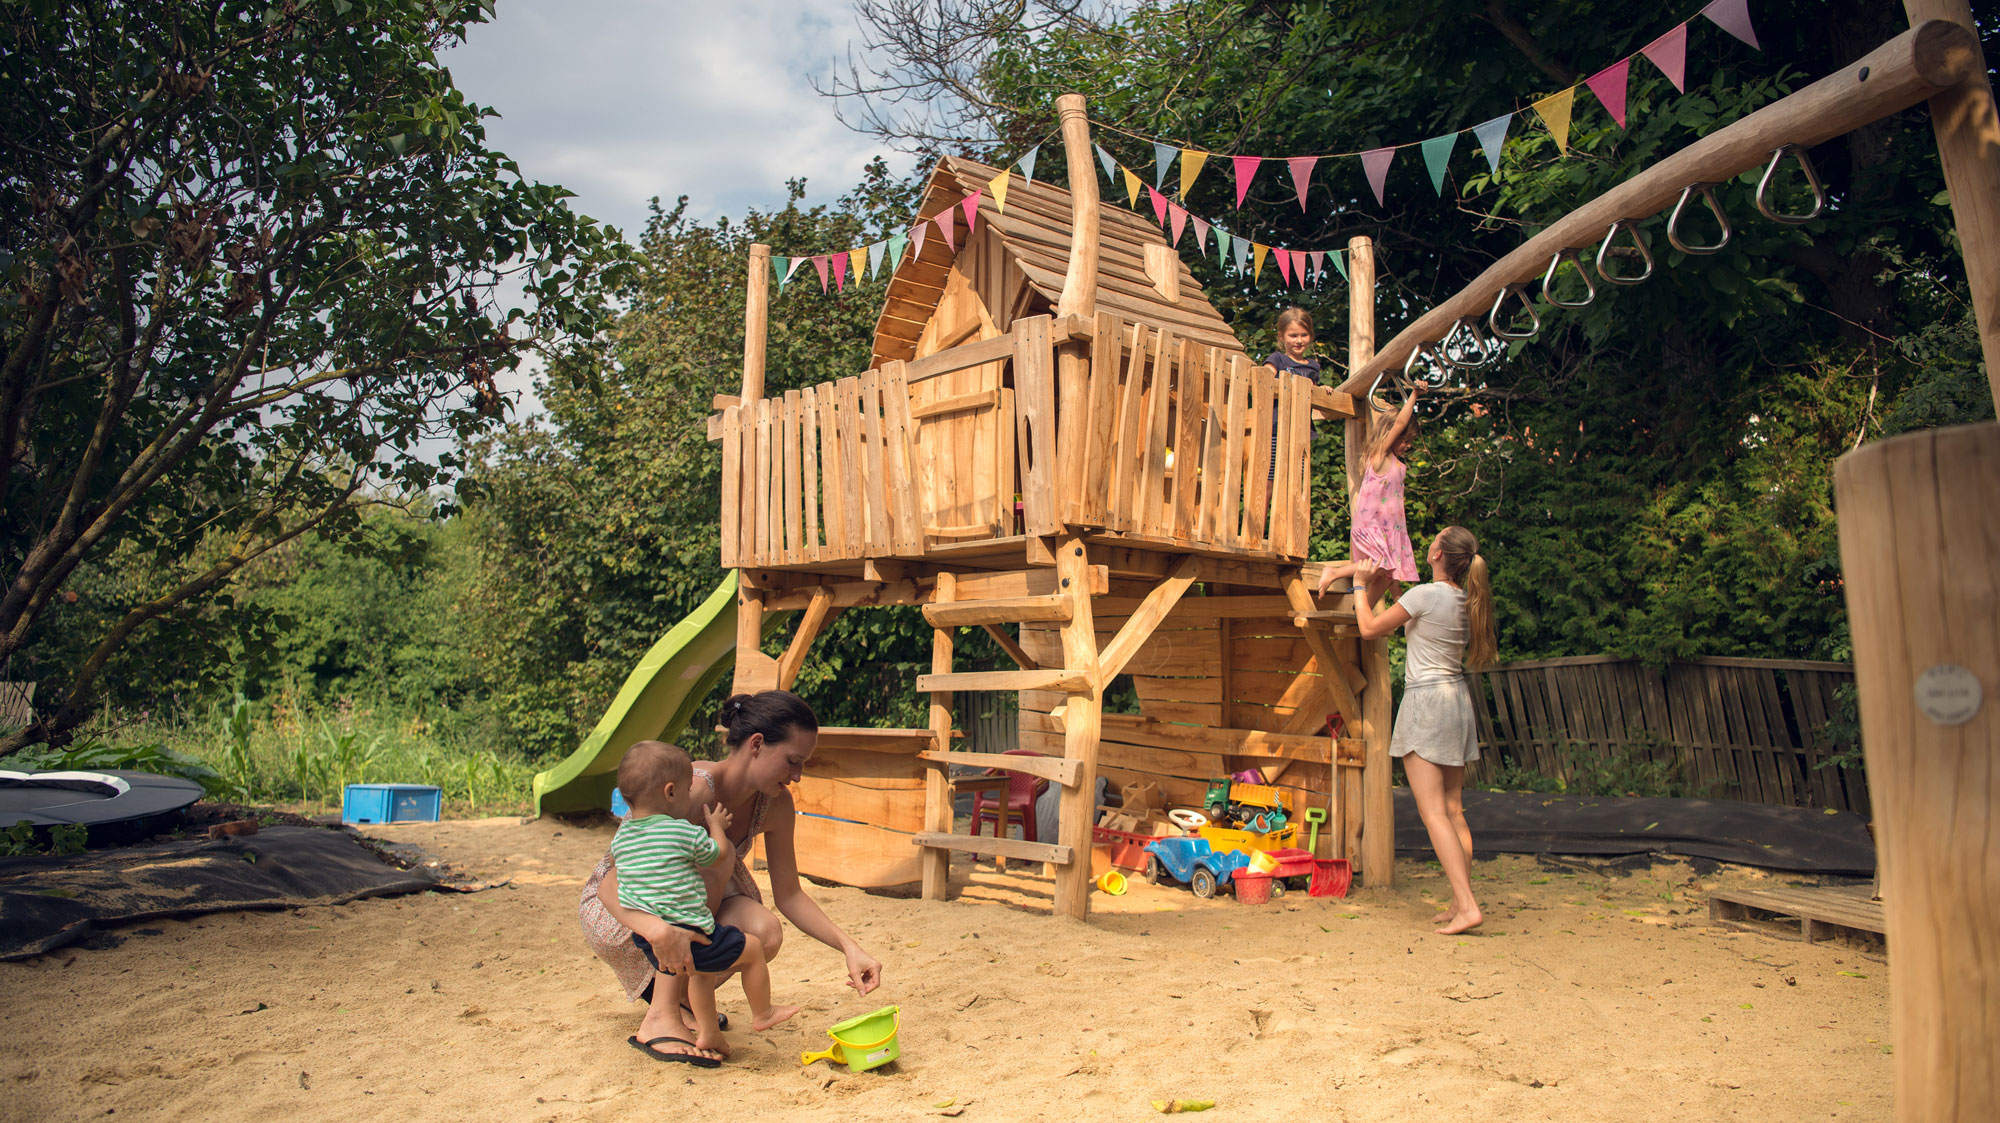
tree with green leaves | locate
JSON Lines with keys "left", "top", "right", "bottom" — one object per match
{"left": 0, "top": 0, "right": 629, "bottom": 754}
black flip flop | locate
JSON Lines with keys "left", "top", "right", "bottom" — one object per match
{"left": 683, "top": 1002, "right": 729, "bottom": 1031}
{"left": 628, "top": 1034, "right": 723, "bottom": 1068}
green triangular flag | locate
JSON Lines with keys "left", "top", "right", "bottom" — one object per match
{"left": 1331, "top": 249, "right": 1348, "bottom": 281}
{"left": 1420, "top": 132, "right": 1458, "bottom": 195}
{"left": 886, "top": 232, "right": 908, "bottom": 272}
{"left": 772, "top": 256, "right": 790, "bottom": 287}
{"left": 1216, "top": 228, "right": 1232, "bottom": 268}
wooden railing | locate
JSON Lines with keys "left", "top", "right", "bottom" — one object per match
{"left": 1469, "top": 655, "right": 1867, "bottom": 814}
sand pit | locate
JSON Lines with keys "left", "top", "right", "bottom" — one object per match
{"left": 0, "top": 814, "right": 1891, "bottom": 1121}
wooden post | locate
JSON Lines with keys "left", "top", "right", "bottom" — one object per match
{"left": 1052, "top": 537, "right": 1102, "bottom": 919}
{"left": 1054, "top": 94, "right": 1101, "bottom": 528}
{"left": 1903, "top": 0, "right": 2000, "bottom": 409}
{"left": 1344, "top": 236, "right": 1395, "bottom": 886}
{"left": 731, "top": 586, "right": 778, "bottom": 694}
{"left": 742, "top": 243, "right": 771, "bottom": 403}
{"left": 922, "top": 573, "right": 956, "bottom": 900}
{"left": 1834, "top": 423, "right": 1999, "bottom": 1121}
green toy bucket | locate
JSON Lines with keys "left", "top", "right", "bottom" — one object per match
{"left": 799, "top": 1005, "right": 901, "bottom": 1073}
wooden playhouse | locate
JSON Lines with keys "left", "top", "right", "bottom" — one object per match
{"left": 710, "top": 97, "right": 1400, "bottom": 918}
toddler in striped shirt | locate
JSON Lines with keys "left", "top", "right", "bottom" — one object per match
{"left": 611, "top": 741, "right": 798, "bottom": 1060}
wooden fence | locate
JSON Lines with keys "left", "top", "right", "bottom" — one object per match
{"left": 1470, "top": 655, "right": 1866, "bottom": 814}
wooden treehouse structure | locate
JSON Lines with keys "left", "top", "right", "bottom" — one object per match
{"left": 709, "top": 98, "right": 1394, "bottom": 919}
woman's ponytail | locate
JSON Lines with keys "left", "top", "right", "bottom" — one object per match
{"left": 1464, "top": 553, "right": 1496, "bottom": 669}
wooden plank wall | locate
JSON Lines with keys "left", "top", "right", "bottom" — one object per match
{"left": 1472, "top": 655, "right": 1868, "bottom": 814}
{"left": 909, "top": 231, "right": 1020, "bottom": 544}
{"left": 789, "top": 729, "right": 929, "bottom": 888}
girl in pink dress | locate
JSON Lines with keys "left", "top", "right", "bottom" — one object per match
{"left": 1315, "top": 382, "right": 1421, "bottom": 604}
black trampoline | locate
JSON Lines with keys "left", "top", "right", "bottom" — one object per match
{"left": 0, "top": 769, "right": 205, "bottom": 844}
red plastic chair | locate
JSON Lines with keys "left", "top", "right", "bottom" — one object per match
{"left": 970, "top": 749, "right": 1048, "bottom": 843}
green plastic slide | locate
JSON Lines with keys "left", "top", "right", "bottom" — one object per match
{"left": 532, "top": 573, "right": 784, "bottom": 817}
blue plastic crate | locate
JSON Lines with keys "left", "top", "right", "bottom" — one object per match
{"left": 342, "top": 783, "right": 442, "bottom": 824}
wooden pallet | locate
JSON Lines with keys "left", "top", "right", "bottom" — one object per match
{"left": 1709, "top": 884, "right": 1887, "bottom": 943}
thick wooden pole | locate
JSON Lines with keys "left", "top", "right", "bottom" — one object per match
{"left": 1054, "top": 94, "right": 1101, "bottom": 527}
{"left": 1344, "top": 236, "right": 1396, "bottom": 886}
{"left": 1051, "top": 538, "right": 1102, "bottom": 919}
{"left": 742, "top": 243, "right": 771, "bottom": 403}
{"left": 921, "top": 573, "right": 956, "bottom": 900}
{"left": 1903, "top": 0, "right": 2000, "bottom": 409}
{"left": 1834, "top": 422, "right": 2000, "bottom": 1121}
{"left": 731, "top": 586, "right": 778, "bottom": 694}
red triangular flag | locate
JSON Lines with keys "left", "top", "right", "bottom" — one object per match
{"left": 1168, "top": 203, "right": 1187, "bottom": 247}
{"left": 1286, "top": 156, "right": 1318, "bottom": 211}
{"left": 1702, "top": 0, "right": 1759, "bottom": 50}
{"left": 961, "top": 189, "right": 982, "bottom": 236}
{"left": 1146, "top": 184, "right": 1169, "bottom": 227}
{"left": 811, "top": 255, "right": 830, "bottom": 292}
{"left": 1586, "top": 58, "right": 1631, "bottom": 128}
{"left": 1640, "top": 23, "right": 1689, "bottom": 92}
{"left": 1360, "top": 147, "right": 1396, "bottom": 207}
{"left": 935, "top": 209, "right": 956, "bottom": 253}
{"left": 1292, "top": 250, "right": 1309, "bottom": 288}
{"left": 1275, "top": 246, "right": 1294, "bottom": 286}
{"left": 1231, "top": 155, "right": 1260, "bottom": 208}
{"left": 830, "top": 251, "right": 847, "bottom": 292}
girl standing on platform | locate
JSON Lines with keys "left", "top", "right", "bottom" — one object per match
{"left": 1264, "top": 306, "right": 1323, "bottom": 381}
{"left": 1314, "top": 381, "right": 1422, "bottom": 603}
{"left": 1351, "top": 526, "right": 1496, "bottom": 935}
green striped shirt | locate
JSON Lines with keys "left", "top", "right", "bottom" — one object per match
{"left": 610, "top": 814, "right": 722, "bottom": 929}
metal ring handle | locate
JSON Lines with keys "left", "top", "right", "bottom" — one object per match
{"left": 1541, "top": 250, "right": 1597, "bottom": 309}
{"left": 1487, "top": 284, "right": 1540, "bottom": 340}
{"left": 1667, "top": 183, "right": 1733, "bottom": 254}
{"left": 1439, "top": 318, "right": 1488, "bottom": 369}
{"left": 1756, "top": 144, "right": 1825, "bottom": 225}
{"left": 1595, "top": 220, "right": 1654, "bottom": 286}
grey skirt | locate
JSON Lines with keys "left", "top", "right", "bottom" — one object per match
{"left": 1390, "top": 677, "right": 1480, "bottom": 767}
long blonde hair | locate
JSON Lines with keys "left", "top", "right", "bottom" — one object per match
{"left": 1435, "top": 525, "right": 1496, "bottom": 668}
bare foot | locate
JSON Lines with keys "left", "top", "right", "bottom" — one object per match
{"left": 692, "top": 1027, "right": 732, "bottom": 1057}
{"left": 751, "top": 1003, "right": 802, "bottom": 1032}
{"left": 1430, "top": 910, "right": 1453, "bottom": 925}
{"left": 1436, "top": 907, "right": 1484, "bottom": 935}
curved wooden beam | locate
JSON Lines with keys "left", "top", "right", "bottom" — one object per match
{"left": 1336, "top": 20, "right": 1981, "bottom": 395}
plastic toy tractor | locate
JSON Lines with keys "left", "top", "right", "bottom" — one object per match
{"left": 1142, "top": 836, "right": 1251, "bottom": 899}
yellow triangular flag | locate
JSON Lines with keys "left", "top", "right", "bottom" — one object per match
{"left": 1532, "top": 88, "right": 1576, "bottom": 155}
{"left": 988, "top": 170, "right": 1010, "bottom": 214}
{"left": 1252, "top": 242, "right": 1269, "bottom": 281}
{"left": 849, "top": 247, "right": 868, "bottom": 281}
{"left": 1122, "top": 165, "right": 1143, "bottom": 208}
{"left": 1179, "top": 149, "right": 1210, "bottom": 198}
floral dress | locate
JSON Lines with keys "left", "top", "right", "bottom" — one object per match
{"left": 577, "top": 766, "right": 770, "bottom": 1002}
{"left": 1351, "top": 455, "right": 1419, "bottom": 581}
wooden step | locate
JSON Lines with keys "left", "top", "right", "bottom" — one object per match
{"left": 916, "top": 669, "right": 1091, "bottom": 693}
{"left": 922, "top": 594, "right": 1072, "bottom": 628}
{"left": 919, "top": 749, "right": 1081, "bottom": 787}
{"left": 912, "top": 831, "right": 1073, "bottom": 866}
{"left": 1709, "top": 885, "right": 1886, "bottom": 941}
{"left": 1290, "top": 609, "right": 1359, "bottom": 626}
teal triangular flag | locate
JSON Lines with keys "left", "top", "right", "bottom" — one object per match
{"left": 772, "top": 256, "right": 790, "bottom": 287}
{"left": 1420, "top": 132, "right": 1458, "bottom": 195}
{"left": 1472, "top": 113, "right": 1511, "bottom": 177}
{"left": 1095, "top": 144, "right": 1119, "bottom": 182}
{"left": 1018, "top": 145, "right": 1040, "bottom": 184}
{"left": 867, "top": 240, "right": 886, "bottom": 279}
{"left": 1153, "top": 142, "right": 1177, "bottom": 189}
{"left": 1331, "top": 249, "right": 1348, "bottom": 281}
{"left": 886, "top": 232, "right": 908, "bottom": 272}
{"left": 1216, "top": 228, "right": 1232, "bottom": 268}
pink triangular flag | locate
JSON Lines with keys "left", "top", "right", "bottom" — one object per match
{"left": 1147, "top": 184, "right": 1169, "bottom": 227}
{"left": 1360, "top": 147, "right": 1396, "bottom": 207}
{"left": 1286, "top": 156, "right": 1318, "bottom": 211}
{"left": 1231, "top": 155, "right": 1260, "bottom": 208}
{"left": 1192, "top": 215, "right": 1211, "bottom": 253}
{"left": 1640, "top": 23, "right": 1689, "bottom": 92}
{"left": 1275, "top": 246, "right": 1294, "bottom": 286}
{"left": 935, "top": 209, "right": 956, "bottom": 253}
{"left": 1585, "top": 58, "right": 1631, "bottom": 128}
{"left": 1309, "top": 250, "right": 1325, "bottom": 285}
{"left": 830, "top": 251, "right": 847, "bottom": 292}
{"left": 1292, "top": 250, "right": 1309, "bottom": 288}
{"left": 1168, "top": 203, "right": 1187, "bottom": 247}
{"left": 1702, "top": 0, "right": 1759, "bottom": 50}
{"left": 909, "top": 220, "right": 928, "bottom": 259}
{"left": 811, "top": 255, "right": 830, "bottom": 292}
{"left": 961, "top": 189, "right": 982, "bottom": 236}
{"left": 785, "top": 256, "right": 807, "bottom": 285}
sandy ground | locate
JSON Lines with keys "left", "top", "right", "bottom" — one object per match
{"left": 1, "top": 814, "right": 1892, "bottom": 1122}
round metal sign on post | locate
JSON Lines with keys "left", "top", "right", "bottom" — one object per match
{"left": 1913, "top": 664, "right": 1982, "bottom": 726}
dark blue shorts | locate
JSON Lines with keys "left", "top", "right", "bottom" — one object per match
{"left": 633, "top": 923, "right": 748, "bottom": 976}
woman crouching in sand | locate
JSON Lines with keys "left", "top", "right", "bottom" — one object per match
{"left": 579, "top": 690, "right": 883, "bottom": 1065}
{"left": 1352, "top": 526, "right": 1497, "bottom": 935}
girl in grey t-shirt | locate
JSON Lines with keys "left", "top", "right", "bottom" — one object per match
{"left": 1353, "top": 525, "right": 1497, "bottom": 935}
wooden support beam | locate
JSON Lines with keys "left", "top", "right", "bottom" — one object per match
{"left": 1052, "top": 537, "right": 1102, "bottom": 919}
{"left": 760, "top": 578, "right": 927, "bottom": 611}
{"left": 921, "top": 572, "right": 955, "bottom": 900}
{"left": 1054, "top": 94, "right": 1099, "bottom": 322}
{"left": 1095, "top": 555, "right": 1201, "bottom": 685}
{"left": 921, "top": 594, "right": 1072, "bottom": 628}
{"left": 813, "top": 727, "right": 937, "bottom": 754}
{"left": 981, "top": 623, "right": 1039, "bottom": 670}
{"left": 913, "top": 832, "right": 1072, "bottom": 867}
{"left": 776, "top": 588, "right": 837, "bottom": 691}
{"left": 741, "top": 244, "right": 769, "bottom": 402}
{"left": 1280, "top": 573, "right": 1364, "bottom": 733}
{"left": 732, "top": 586, "right": 779, "bottom": 694}
{"left": 953, "top": 565, "right": 1108, "bottom": 600}
{"left": 1349, "top": 233, "right": 1394, "bottom": 884}
{"left": 919, "top": 749, "right": 1082, "bottom": 787}
{"left": 916, "top": 669, "right": 1091, "bottom": 693}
